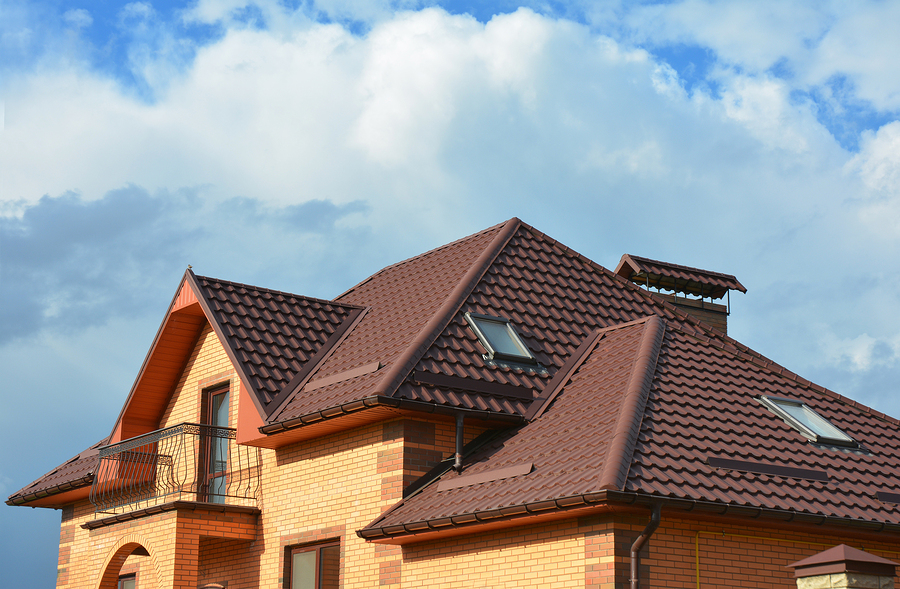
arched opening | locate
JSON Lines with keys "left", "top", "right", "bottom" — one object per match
{"left": 96, "top": 538, "right": 158, "bottom": 589}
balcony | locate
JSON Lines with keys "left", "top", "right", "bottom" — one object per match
{"left": 90, "top": 423, "right": 261, "bottom": 515}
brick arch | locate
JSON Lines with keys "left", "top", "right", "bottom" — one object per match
{"left": 94, "top": 533, "right": 161, "bottom": 589}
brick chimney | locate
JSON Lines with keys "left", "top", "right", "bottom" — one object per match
{"left": 787, "top": 544, "right": 897, "bottom": 589}
{"left": 615, "top": 254, "right": 746, "bottom": 335}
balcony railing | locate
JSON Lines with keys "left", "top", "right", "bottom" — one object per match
{"left": 90, "top": 423, "right": 261, "bottom": 515}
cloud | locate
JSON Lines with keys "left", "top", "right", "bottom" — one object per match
{"left": 63, "top": 8, "right": 93, "bottom": 29}
{"left": 0, "top": 188, "right": 368, "bottom": 344}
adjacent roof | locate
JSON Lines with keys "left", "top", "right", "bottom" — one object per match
{"left": 615, "top": 253, "right": 746, "bottom": 299}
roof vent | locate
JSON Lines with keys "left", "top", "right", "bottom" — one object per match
{"left": 615, "top": 254, "right": 746, "bottom": 335}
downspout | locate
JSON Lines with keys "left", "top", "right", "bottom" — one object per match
{"left": 630, "top": 503, "right": 661, "bottom": 589}
{"left": 453, "top": 413, "right": 465, "bottom": 471}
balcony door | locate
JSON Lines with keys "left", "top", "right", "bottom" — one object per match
{"left": 203, "top": 387, "right": 229, "bottom": 503}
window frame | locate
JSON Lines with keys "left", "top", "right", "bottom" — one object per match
{"left": 463, "top": 312, "right": 537, "bottom": 365}
{"left": 118, "top": 573, "right": 136, "bottom": 589}
{"left": 285, "top": 540, "right": 341, "bottom": 589}
{"left": 758, "top": 395, "right": 857, "bottom": 448}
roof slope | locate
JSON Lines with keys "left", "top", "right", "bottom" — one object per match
{"left": 362, "top": 318, "right": 662, "bottom": 535}
{"left": 361, "top": 311, "right": 900, "bottom": 541}
{"left": 190, "top": 273, "right": 364, "bottom": 415}
{"left": 271, "top": 219, "right": 704, "bottom": 427}
{"left": 627, "top": 325, "right": 900, "bottom": 522}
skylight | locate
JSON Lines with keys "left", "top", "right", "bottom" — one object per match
{"left": 759, "top": 396, "right": 857, "bottom": 448}
{"left": 464, "top": 312, "right": 536, "bottom": 364}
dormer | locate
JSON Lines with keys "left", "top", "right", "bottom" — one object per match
{"left": 615, "top": 254, "right": 746, "bottom": 334}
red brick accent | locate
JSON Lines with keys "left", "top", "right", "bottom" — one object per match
{"left": 379, "top": 559, "right": 401, "bottom": 586}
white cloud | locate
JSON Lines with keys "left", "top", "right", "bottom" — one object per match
{"left": 63, "top": 8, "right": 93, "bottom": 29}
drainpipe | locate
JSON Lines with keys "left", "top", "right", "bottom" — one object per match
{"left": 453, "top": 413, "right": 465, "bottom": 472}
{"left": 630, "top": 503, "right": 662, "bottom": 589}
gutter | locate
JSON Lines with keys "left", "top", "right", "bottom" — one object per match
{"left": 260, "top": 395, "right": 524, "bottom": 435}
{"left": 358, "top": 490, "right": 900, "bottom": 542}
{"left": 5, "top": 473, "right": 94, "bottom": 507}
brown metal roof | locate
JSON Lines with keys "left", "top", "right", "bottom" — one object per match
{"left": 360, "top": 308, "right": 900, "bottom": 541}
{"left": 362, "top": 319, "right": 659, "bottom": 537}
{"left": 615, "top": 253, "right": 746, "bottom": 299}
{"left": 190, "top": 273, "right": 364, "bottom": 415}
{"left": 6, "top": 439, "right": 106, "bottom": 506}
{"left": 15, "top": 218, "right": 900, "bottom": 532}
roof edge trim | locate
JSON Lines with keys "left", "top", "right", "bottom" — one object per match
{"left": 6, "top": 473, "right": 94, "bottom": 507}
{"left": 260, "top": 395, "right": 524, "bottom": 435}
{"left": 372, "top": 218, "right": 522, "bottom": 399}
{"left": 107, "top": 269, "right": 195, "bottom": 442}
{"left": 186, "top": 271, "right": 268, "bottom": 417}
{"left": 597, "top": 315, "right": 666, "bottom": 491}
{"left": 358, "top": 490, "right": 900, "bottom": 544}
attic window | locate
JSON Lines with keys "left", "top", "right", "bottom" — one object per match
{"left": 759, "top": 396, "right": 857, "bottom": 448}
{"left": 464, "top": 312, "right": 536, "bottom": 364}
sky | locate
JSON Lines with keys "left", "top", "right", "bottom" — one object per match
{"left": 3, "top": 0, "right": 900, "bottom": 586}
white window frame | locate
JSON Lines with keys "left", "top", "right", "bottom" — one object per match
{"left": 464, "top": 312, "right": 537, "bottom": 365}
{"left": 759, "top": 396, "right": 857, "bottom": 448}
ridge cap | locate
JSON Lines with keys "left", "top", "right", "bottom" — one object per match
{"left": 370, "top": 218, "right": 523, "bottom": 398}
{"left": 335, "top": 219, "right": 515, "bottom": 301}
{"left": 597, "top": 315, "right": 666, "bottom": 491}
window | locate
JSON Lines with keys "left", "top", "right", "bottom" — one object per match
{"left": 759, "top": 396, "right": 857, "bottom": 447}
{"left": 288, "top": 542, "right": 340, "bottom": 589}
{"left": 464, "top": 312, "right": 536, "bottom": 364}
{"left": 202, "top": 386, "right": 230, "bottom": 502}
{"left": 118, "top": 574, "right": 136, "bottom": 589}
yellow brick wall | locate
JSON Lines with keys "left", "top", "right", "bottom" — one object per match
{"left": 403, "top": 519, "right": 594, "bottom": 589}
{"left": 159, "top": 323, "right": 238, "bottom": 430}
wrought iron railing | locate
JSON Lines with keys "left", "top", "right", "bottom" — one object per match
{"left": 90, "top": 423, "right": 260, "bottom": 515}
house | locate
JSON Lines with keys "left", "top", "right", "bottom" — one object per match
{"left": 8, "top": 217, "right": 900, "bottom": 589}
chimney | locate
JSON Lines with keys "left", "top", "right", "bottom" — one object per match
{"left": 615, "top": 254, "right": 746, "bottom": 335}
{"left": 787, "top": 544, "right": 897, "bottom": 589}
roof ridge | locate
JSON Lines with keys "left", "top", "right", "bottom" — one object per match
{"left": 334, "top": 219, "right": 512, "bottom": 301}
{"left": 194, "top": 273, "right": 363, "bottom": 310}
{"left": 370, "top": 218, "right": 523, "bottom": 397}
{"left": 525, "top": 317, "right": 657, "bottom": 421}
{"left": 597, "top": 315, "right": 666, "bottom": 491}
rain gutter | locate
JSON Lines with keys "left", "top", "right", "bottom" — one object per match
{"left": 358, "top": 490, "right": 900, "bottom": 543}
{"left": 5, "top": 473, "right": 94, "bottom": 506}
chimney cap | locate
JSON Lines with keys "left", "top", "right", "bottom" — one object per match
{"left": 787, "top": 544, "right": 898, "bottom": 578}
{"left": 615, "top": 254, "right": 746, "bottom": 299}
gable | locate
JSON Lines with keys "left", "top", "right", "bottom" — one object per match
{"left": 111, "top": 270, "right": 366, "bottom": 445}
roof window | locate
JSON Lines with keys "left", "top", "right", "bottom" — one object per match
{"left": 759, "top": 396, "right": 857, "bottom": 448}
{"left": 464, "top": 312, "right": 537, "bottom": 365}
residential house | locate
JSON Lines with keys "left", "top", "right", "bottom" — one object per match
{"left": 9, "top": 218, "right": 900, "bottom": 588}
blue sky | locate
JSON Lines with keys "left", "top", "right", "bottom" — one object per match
{"left": 4, "top": 0, "right": 900, "bottom": 586}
